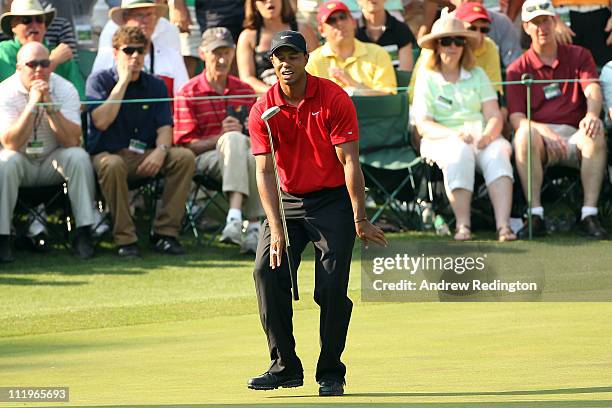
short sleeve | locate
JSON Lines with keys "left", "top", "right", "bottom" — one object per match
{"left": 327, "top": 91, "right": 359, "bottom": 145}
{"left": 505, "top": 61, "right": 526, "bottom": 117}
{"left": 85, "top": 71, "right": 111, "bottom": 114}
{"left": 153, "top": 80, "right": 173, "bottom": 129}
{"left": 55, "top": 78, "right": 81, "bottom": 126}
{"left": 394, "top": 18, "right": 416, "bottom": 49}
{"left": 248, "top": 103, "right": 271, "bottom": 155}
{"left": 411, "top": 70, "right": 434, "bottom": 121}
{"left": 173, "top": 88, "right": 198, "bottom": 145}
{"left": 372, "top": 47, "right": 397, "bottom": 94}
{"left": 577, "top": 47, "right": 599, "bottom": 93}
{"left": 0, "top": 85, "right": 20, "bottom": 137}
{"left": 475, "top": 67, "right": 497, "bottom": 103}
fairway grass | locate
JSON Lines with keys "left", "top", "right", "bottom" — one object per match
{"left": 1, "top": 234, "right": 611, "bottom": 407}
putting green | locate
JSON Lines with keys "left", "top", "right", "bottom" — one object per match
{"left": 1, "top": 302, "right": 611, "bottom": 407}
{"left": 0, "top": 236, "right": 611, "bottom": 407}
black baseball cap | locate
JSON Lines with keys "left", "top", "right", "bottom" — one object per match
{"left": 269, "top": 30, "right": 307, "bottom": 56}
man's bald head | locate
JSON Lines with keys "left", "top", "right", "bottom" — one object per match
{"left": 16, "top": 41, "right": 51, "bottom": 89}
{"left": 17, "top": 41, "right": 49, "bottom": 64}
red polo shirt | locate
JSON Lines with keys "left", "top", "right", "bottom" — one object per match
{"left": 249, "top": 74, "right": 359, "bottom": 195}
{"left": 173, "top": 74, "right": 256, "bottom": 145}
{"left": 506, "top": 44, "right": 598, "bottom": 128}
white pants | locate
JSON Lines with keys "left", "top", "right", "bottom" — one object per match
{"left": 0, "top": 147, "right": 96, "bottom": 235}
{"left": 421, "top": 136, "right": 514, "bottom": 193}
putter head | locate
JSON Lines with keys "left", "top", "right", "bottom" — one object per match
{"left": 261, "top": 106, "right": 281, "bottom": 122}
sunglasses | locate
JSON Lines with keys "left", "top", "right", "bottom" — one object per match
{"left": 439, "top": 36, "right": 466, "bottom": 47}
{"left": 468, "top": 25, "right": 490, "bottom": 33}
{"left": 17, "top": 15, "right": 45, "bottom": 25}
{"left": 24, "top": 59, "right": 51, "bottom": 69}
{"left": 326, "top": 12, "right": 349, "bottom": 25}
{"left": 120, "top": 46, "right": 146, "bottom": 55}
{"left": 525, "top": 2, "right": 551, "bottom": 12}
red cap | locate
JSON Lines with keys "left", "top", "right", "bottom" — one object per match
{"left": 317, "top": 1, "right": 350, "bottom": 24}
{"left": 455, "top": 2, "right": 491, "bottom": 23}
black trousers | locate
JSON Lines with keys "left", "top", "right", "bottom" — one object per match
{"left": 571, "top": 7, "right": 612, "bottom": 67}
{"left": 253, "top": 186, "right": 356, "bottom": 383}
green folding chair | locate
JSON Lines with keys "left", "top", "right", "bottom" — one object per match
{"left": 352, "top": 93, "right": 423, "bottom": 229}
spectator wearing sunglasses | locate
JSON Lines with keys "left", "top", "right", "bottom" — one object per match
{"left": 413, "top": 15, "right": 516, "bottom": 242}
{"left": 0, "top": 0, "right": 84, "bottom": 99}
{"left": 0, "top": 42, "right": 97, "bottom": 262}
{"left": 505, "top": 0, "right": 607, "bottom": 239}
{"left": 306, "top": 0, "right": 397, "bottom": 95}
{"left": 86, "top": 26, "right": 195, "bottom": 258}
{"left": 409, "top": 4, "right": 502, "bottom": 102}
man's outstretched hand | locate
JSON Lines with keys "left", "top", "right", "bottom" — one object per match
{"left": 356, "top": 220, "right": 388, "bottom": 249}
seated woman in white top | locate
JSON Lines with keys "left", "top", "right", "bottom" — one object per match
{"left": 412, "top": 15, "right": 515, "bottom": 242}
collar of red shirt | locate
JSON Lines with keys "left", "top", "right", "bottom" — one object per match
{"left": 198, "top": 73, "right": 239, "bottom": 95}
{"left": 526, "top": 43, "right": 564, "bottom": 70}
{"left": 271, "top": 73, "right": 319, "bottom": 107}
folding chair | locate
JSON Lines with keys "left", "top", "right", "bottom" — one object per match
{"left": 182, "top": 173, "right": 228, "bottom": 245}
{"left": 91, "top": 175, "right": 163, "bottom": 244}
{"left": 15, "top": 183, "right": 72, "bottom": 249}
{"left": 352, "top": 93, "right": 423, "bottom": 230}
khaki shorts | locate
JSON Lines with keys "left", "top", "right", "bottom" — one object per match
{"left": 179, "top": 5, "right": 200, "bottom": 58}
{"left": 543, "top": 123, "right": 581, "bottom": 169}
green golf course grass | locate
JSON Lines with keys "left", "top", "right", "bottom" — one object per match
{"left": 0, "top": 233, "right": 611, "bottom": 407}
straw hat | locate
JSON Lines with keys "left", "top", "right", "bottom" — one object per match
{"left": 0, "top": 0, "right": 55, "bottom": 37}
{"left": 109, "top": 0, "right": 168, "bottom": 26}
{"left": 417, "top": 15, "right": 479, "bottom": 50}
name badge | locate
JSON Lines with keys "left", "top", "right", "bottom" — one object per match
{"left": 128, "top": 139, "right": 147, "bottom": 154}
{"left": 543, "top": 83, "right": 562, "bottom": 100}
{"left": 435, "top": 95, "right": 453, "bottom": 110}
{"left": 26, "top": 141, "right": 44, "bottom": 155}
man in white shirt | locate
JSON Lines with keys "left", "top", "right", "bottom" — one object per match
{"left": 92, "top": 0, "right": 188, "bottom": 95}
{"left": 0, "top": 42, "right": 96, "bottom": 262}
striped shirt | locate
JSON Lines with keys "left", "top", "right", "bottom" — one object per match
{"left": 0, "top": 72, "right": 81, "bottom": 160}
{"left": 173, "top": 74, "right": 256, "bottom": 145}
{"left": 0, "top": 15, "right": 79, "bottom": 59}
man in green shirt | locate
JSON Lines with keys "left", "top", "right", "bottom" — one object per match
{"left": 0, "top": 0, "right": 84, "bottom": 99}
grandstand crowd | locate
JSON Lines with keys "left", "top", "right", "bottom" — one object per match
{"left": 0, "top": 0, "right": 610, "bottom": 263}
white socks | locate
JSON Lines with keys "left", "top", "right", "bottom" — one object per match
{"left": 581, "top": 206, "right": 598, "bottom": 220}
{"left": 530, "top": 206, "right": 598, "bottom": 220}
{"left": 530, "top": 207, "right": 544, "bottom": 218}
{"left": 227, "top": 208, "right": 242, "bottom": 223}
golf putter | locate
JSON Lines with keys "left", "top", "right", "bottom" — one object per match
{"left": 261, "top": 106, "right": 299, "bottom": 301}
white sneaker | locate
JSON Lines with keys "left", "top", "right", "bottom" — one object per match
{"left": 241, "top": 227, "right": 259, "bottom": 254}
{"left": 92, "top": 210, "right": 110, "bottom": 238}
{"left": 220, "top": 219, "right": 243, "bottom": 245}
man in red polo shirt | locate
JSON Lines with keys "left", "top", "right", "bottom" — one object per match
{"left": 174, "top": 27, "right": 263, "bottom": 254}
{"left": 246, "top": 30, "right": 387, "bottom": 397}
{"left": 506, "top": 0, "right": 607, "bottom": 239}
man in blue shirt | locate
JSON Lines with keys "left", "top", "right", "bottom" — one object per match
{"left": 86, "top": 26, "right": 195, "bottom": 258}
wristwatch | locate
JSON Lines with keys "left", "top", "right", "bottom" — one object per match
{"left": 157, "top": 143, "right": 169, "bottom": 152}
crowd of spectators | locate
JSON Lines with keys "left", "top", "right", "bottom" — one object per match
{"left": 0, "top": 0, "right": 610, "bottom": 263}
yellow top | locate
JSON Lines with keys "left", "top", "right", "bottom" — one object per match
{"left": 306, "top": 39, "right": 398, "bottom": 94}
{"left": 409, "top": 36, "right": 503, "bottom": 103}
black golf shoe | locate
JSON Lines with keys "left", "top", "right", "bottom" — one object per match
{"left": 247, "top": 372, "right": 303, "bottom": 390}
{"left": 319, "top": 379, "right": 345, "bottom": 396}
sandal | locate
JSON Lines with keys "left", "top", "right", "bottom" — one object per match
{"left": 497, "top": 225, "right": 517, "bottom": 242}
{"left": 454, "top": 224, "right": 472, "bottom": 241}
